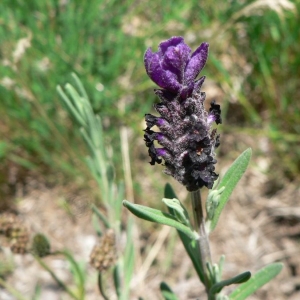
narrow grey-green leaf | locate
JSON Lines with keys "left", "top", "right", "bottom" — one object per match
{"left": 162, "top": 198, "right": 190, "bottom": 226}
{"left": 91, "top": 204, "right": 110, "bottom": 228}
{"left": 164, "top": 183, "right": 177, "bottom": 200}
{"left": 209, "top": 271, "right": 251, "bottom": 297}
{"left": 61, "top": 250, "right": 85, "bottom": 296}
{"left": 71, "top": 72, "right": 89, "bottom": 101}
{"left": 113, "top": 265, "right": 121, "bottom": 298}
{"left": 123, "top": 218, "right": 135, "bottom": 298}
{"left": 56, "top": 85, "right": 86, "bottom": 127}
{"left": 164, "top": 183, "right": 205, "bottom": 284}
{"left": 229, "top": 263, "right": 283, "bottom": 300}
{"left": 160, "top": 282, "right": 179, "bottom": 300}
{"left": 106, "top": 164, "right": 115, "bottom": 183}
{"left": 123, "top": 200, "right": 198, "bottom": 240}
{"left": 209, "top": 148, "right": 252, "bottom": 232}
{"left": 65, "top": 83, "right": 85, "bottom": 118}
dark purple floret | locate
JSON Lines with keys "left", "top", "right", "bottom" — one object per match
{"left": 209, "top": 100, "right": 222, "bottom": 125}
{"left": 143, "top": 36, "right": 221, "bottom": 191}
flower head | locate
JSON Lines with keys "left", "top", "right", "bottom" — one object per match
{"left": 144, "top": 37, "right": 221, "bottom": 191}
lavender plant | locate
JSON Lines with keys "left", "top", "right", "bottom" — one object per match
{"left": 1, "top": 74, "right": 137, "bottom": 300}
{"left": 123, "top": 37, "right": 282, "bottom": 299}
{"left": 0, "top": 74, "right": 136, "bottom": 300}
{"left": 57, "top": 75, "right": 135, "bottom": 300}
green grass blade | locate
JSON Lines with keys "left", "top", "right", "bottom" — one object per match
{"left": 229, "top": 263, "right": 283, "bottom": 300}
{"left": 209, "top": 148, "right": 252, "bottom": 232}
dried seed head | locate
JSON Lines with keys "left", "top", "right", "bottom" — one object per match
{"left": 0, "top": 213, "right": 30, "bottom": 254}
{"left": 90, "top": 229, "right": 117, "bottom": 272}
{"left": 0, "top": 213, "right": 18, "bottom": 236}
{"left": 10, "top": 225, "right": 29, "bottom": 254}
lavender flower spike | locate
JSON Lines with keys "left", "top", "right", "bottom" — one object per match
{"left": 144, "top": 37, "right": 222, "bottom": 191}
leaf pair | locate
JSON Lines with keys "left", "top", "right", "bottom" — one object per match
{"left": 160, "top": 263, "right": 283, "bottom": 300}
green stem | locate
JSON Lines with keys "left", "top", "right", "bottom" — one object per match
{"left": 98, "top": 272, "right": 109, "bottom": 300}
{"left": 191, "top": 190, "right": 212, "bottom": 294}
{"left": 33, "top": 254, "right": 79, "bottom": 300}
{"left": 91, "top": 204, "right": 110, "bottom": 228}
{"left": 0, "top": 277, "right": 29, "bottom": 300}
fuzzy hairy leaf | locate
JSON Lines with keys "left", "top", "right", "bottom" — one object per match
{"left": 162, "top": 197, "right": 191, "bottom": 226}
{"left": 164, "top": 184, "right": 205, "bottom": 283}
{"left": 208, "top": 148, "right": 252, "bottom": 232}
{"left": 209, "top": 271, "right": 251, "bottom": 298}
{"left": 123, "top": 200, "right": 198, "bottom": 240}
{"left": 229, "top": 263, "right": 283, "bottom": 300}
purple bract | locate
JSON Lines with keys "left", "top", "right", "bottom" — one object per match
{"left": 144, "top": 36, "right": 209, "bottom": 99}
